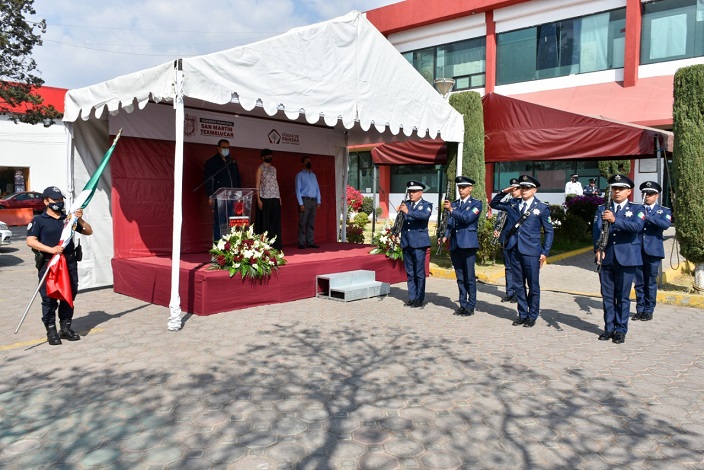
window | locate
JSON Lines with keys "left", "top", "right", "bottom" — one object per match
{"left": 497, "top": 8, "right": 626, "bottom": 85}
{"left": 348, "top": 152, "right": 375, "bottom": 193}
{"left": 403, "top": 37, "right": 486, "bottom": 91}
{"left": 493, "top": 161, "right": 603, "bottom": 193}
{"left": 641, "top": 0, "right": 704, "bottom": 65}
{"left": 390, "top": 165, "right": 443, "bottom": 193}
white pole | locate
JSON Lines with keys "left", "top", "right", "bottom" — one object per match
{"left": 168, "top": 60, "right": 185, "bottom": 331}
{"left": 455, "top": 142, "right": 464, "bottom": 199}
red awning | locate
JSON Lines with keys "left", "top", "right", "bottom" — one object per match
{"left": 371, "top": 139, "right": 447, "bottom": 165}
{"left": 483, "top": 93, "right": 672, "bottom": 163}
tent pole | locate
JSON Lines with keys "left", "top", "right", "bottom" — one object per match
{"left": 168, "top": 59, "right": 185, "bottom": 331}
{"left": 371, "top": 164, "right": 377, "bottom": 236}
{"left": 341, "top": 133, "right": 349, "bottom": 242}
{"left": 455, "top": 142, "right": 463, "bottom": 199}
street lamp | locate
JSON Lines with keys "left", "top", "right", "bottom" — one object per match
{"left": 434, "top": 78, "right": 455, "bottom": 99}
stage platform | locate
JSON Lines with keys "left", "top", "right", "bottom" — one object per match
{"left": 112, "top": 243, "right": 409, "bottom": 315}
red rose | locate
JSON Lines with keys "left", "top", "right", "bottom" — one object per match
{"left": 217, "top": 255, "right": 226, "bottom": 267}
{"left": 224, "top": 242, "right": 231, "bottom": 251}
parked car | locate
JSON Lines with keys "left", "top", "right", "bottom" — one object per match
{"left": 0, "top": 191, "right": 45, "bottom": 212}
{"left": 0, "top": 221, "right": 11, "bottom": 246}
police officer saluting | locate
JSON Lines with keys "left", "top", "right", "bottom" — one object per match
{"left": 399, "top": 180, "right": 432, "bottom": 308}
{"left": 633, "top": 181, "right": 672, "bottom": 322}
{"left": 593, "top": 174, "right": 645, "bottom": 344}
{"left": 490, "top": 175, "right": 554, "bottom": 328}
{"left": 441, "top": 176, "right": 482, "bottom": 316}
{"left": 495, "top": 178, "right": 521, "bottom": 303}
{"left": 27, "top": 186, "right": 93, "bottom": 346}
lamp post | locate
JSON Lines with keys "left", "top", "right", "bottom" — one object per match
{"left": 434, "top": 78, "right": 456, "bottom": 208}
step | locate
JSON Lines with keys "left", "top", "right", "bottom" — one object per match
{"left": 316, "top": 270, "right": 376, "bottom": 290}
{"left": 324, "top": 280, "right": 390, "bottom": 302}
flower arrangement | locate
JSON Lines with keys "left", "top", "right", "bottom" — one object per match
{"left": 210, "top": 225, "right": 286, "bottom": 279}
{"left": 369, "top": 224, "right": 403, "bottom": 260}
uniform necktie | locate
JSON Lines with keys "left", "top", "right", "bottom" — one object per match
{"left": 646, "top": 206, "right": 651, "bottom": 214}
{"left": 614, "top": 204, "right": 621, "bottom": 216}
{"left": 520, "top": 202, "right": 526, "bottom": 214}
{"left": 458, "top": 200, "right": 464, "bottom": 211}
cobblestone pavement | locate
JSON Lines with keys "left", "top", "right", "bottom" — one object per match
{"left": 2, "top": 227, "right": 703, "bottom": 469}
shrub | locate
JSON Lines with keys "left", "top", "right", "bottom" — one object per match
{"left": 375, "top": 207, "right": 382, "bottom": 218}
{"left": 549, "top": 204, "right": 566, "bottom": 228}
{"left": 353, "top": 212, "right": 369, "bottom": 228}
{"left": 555, "top": 213, "right": 591, "bottom": 243}
{"left": 346, "top": 186, "right": 363, "bottom": 213}
{"left": 565, "top": 194, "right": 605, "bottom": 223}
{"left": 345, "top": 223, "right": 364, "bottom": 244}
{"left": 361, "top": 196, "right": 374, "bottom": 215}
{"left": 477, "top": 218, "right": 502, "bottom": 264}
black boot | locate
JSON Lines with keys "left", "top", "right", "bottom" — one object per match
{"left": 46, "top": 325, "right": 62, "bottom": 345}
{"left": 59, "top": 320, "right": 81, "bottom": 341}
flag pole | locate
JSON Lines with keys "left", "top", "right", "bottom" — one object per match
{"left": 14, "top": 267, "right": 52, "bottom": 334}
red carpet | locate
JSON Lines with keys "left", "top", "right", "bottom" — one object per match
{"left": 112, "top": 243, "right": 408, "bottom": 315}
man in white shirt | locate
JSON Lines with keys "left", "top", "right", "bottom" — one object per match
{"left": 565, "top": 173, "right": 583, "bottom": 197}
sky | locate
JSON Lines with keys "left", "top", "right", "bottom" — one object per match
{"left": 29, "top": 0, "right": 401, "bottom": 90}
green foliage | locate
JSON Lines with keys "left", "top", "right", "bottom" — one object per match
{"left": 345, "top": 223, "right": 364, "bottom": 244}
{"left": 673, "top": 65, "right": 704, "bottom": 264}
{"left": 353, "top": 211, "right": 369, "bottom": 228}
{"left": 0, "top": 0, "right": 62, "bottom": 126}
{"left": 549, "top": 204, "right": 566, "bottom": 228}
{"left": 477, "top": 218, "right": 502, "bottom": 264}
{"left": 375, "top": 207, "right": 382, "bottom": 218}
{"left": 361, "top": 196, "right": 374, "bottom": 215}
{"left": 448, "top": 91, "right": 486, "bottom": 216}
{"left": 598, "top": 160, "right": 631, "bottom": 179}
{"left": 554, "top": 213, "right": 591, "bottom": 244}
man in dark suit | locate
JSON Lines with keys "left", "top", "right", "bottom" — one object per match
{"left": 441, "top": 176, "right": 483, "bottom": 316}
{"left": 399, "top": 180, "right": 432, "bottom": 308}
{"left": 633, "top": 181, "right": 672, "bottom": 322}
{"left": 204, "top": 139, "right": 242, "bottom": 241}
{"left": 593, "top": 174, "right": 645, "bottom": 344}
{"left": 490, "top": 175, "right": 554, "bottom": 328}
{"left": 494, "top": 178, "right": 521, "bottom": 303}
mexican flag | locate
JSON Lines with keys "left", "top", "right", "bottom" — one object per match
{"left": 45, "top": 129, "right": 123, "bottom": 306}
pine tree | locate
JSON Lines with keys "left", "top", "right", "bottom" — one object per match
{"left": 673, "top": 64, "right": 704, "bottom": 291}
{"left": 0, "top": 0, "right": 62, "bottom": 126}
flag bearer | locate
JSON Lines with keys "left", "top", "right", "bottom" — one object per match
{"left": 26, "top": 186, "right": 93, "bottom": 345}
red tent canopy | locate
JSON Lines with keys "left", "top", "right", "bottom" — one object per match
{"left": 371, "top": 139, "right": 447, "bottom": 165}
{"left": 482, "top": 92, "right": 672, "bottom": 163}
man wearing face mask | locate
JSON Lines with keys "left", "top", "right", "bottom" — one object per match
{"left": 27, "top": 186, "right": 93, "bottom": 346}
{"left": 204, "top": 139, "right": 241, "bottom": 240}
{"left": 295, "top": 155, "right": 321, "bottom": 249}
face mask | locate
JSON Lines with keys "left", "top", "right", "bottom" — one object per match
{"left": 220, "top": 148, "right": 230, "bottom": 158}
{"left": 49, "top": 201, "right": 64, "bottom": 212}
{"left": 305, "top": 162, "right": 311, "bottom": 169}
{"left": 264, "top": 156, "right": 272, "bottom": 163}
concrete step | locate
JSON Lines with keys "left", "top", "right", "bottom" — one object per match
{"left": 316, "top": 270, "right": 390, "bottom": 302}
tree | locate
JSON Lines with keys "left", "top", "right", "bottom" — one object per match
{"left": 673, "top": 64, "right": 704, "bottom": 291}
{"left": 0, "top": 0, "right": 62, "bottom": 126}
{"left": 598, "top": 159, "right": 631, "bottom": 179}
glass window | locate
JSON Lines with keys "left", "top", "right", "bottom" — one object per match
{"left": 403, "top": 37, "right": 486, "bottom": 90}
{"left": 641, "top": 0, "right": 704, "bottom": 65}
{"left": 390, "top": 165, "right": 442, "bottom": 193}
{"left": 497, "top": 8, "right": 626, "bottom": 85}
{"left": 493, "top": 160, "right": 603, "bottom": 193}
{"left": 348, "top": 152, "right": 375, "bottom": 193}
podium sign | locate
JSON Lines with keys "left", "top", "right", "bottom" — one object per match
{"left": 213, "top": 188, "right": 255, "bottom": 237}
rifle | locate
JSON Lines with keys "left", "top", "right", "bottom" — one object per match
{"left": 491, "top": 193, "right": 511, "bottom": 245}
{"left": 435, "top": 180, "right": 454, "bottom": 255}
{"left": 390, "top": 189, "right": 409, "bottom": 246}
{"left": 596, "top": 185, "right": 612, "bottom": 272}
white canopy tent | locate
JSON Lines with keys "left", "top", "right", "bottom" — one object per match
{"left": 62, "top": 11, "right": 464, "bottom": 329}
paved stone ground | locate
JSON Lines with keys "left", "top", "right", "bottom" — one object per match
{"left": 1, "top": 227, "right": 703, "bottom": 469}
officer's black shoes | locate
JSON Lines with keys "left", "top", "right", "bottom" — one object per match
{"left": 523, "top": 319, "right": 536, "bottom": 327}
{"left": 458, "top": 308, "right": 474, "bottom": 317}
{"left": 59, "top": 320, "right": 81, "bottom": 341}
{"left": 501, "top": 294, "right": 516, "bottom": 303}
{"left": 404, "top": 300, "right": 415, "bottom": 307}
{"left": 512, "top": 317, "right": 528, "bottom": 326}
{"left": 453, "top": 307, "right": 466, "bottom": 316}
{"left": 598, "top": 331, "right": 614, "bottom": 341}
{"left": 632, "top": 312, "right": 643, "bottom": 321}
{"left": 612, "top": 332, "right": 626, "bottom": 344}
{"left": 412, "top": 300, "right": 424, "bottom": 309}
{"left": 641, "top": 313, "right": 653, "bottom": 321}
{"left": 46, "top": 325, "right": 62, "bottom": 346}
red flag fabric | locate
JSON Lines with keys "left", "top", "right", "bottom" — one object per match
{"left": 46, "top": 254, "right": 74, "bottom": 308}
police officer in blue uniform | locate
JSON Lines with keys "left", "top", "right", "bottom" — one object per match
{"left": 583, "top": 178, "right": 601, "bottom": 196}
{"left": 633, "top": 181, "right": 672, "bottom": 322}
{"left": 27, "top": 186, "right": 93, "bottom": 345}
{"left": 441, "top": 176, "right": 483, "bottom": 316}
{"left": 490, "top": 175, "right": 554, "bottom": 327}
{"left": 495, "top": 178, "right": 521, "bottom": 303}
{"left": 399, "top": 180, "right": 432, "bottom": 308}
{"left": 593, "top": 174, "right": 645, "bottom": 344}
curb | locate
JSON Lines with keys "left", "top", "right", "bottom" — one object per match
{"left": 429, "top": 247, "right": 703, "bottom": 310}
